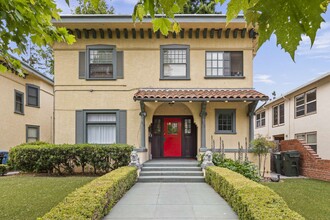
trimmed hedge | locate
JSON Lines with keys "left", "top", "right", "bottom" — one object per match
{"left": 206, "top": 166, "right": 304, "bottom": 220}
{"left": 10, "top": 143, "right": 133, "bottom": 174}
{"left": 0, "top": 164, "right": 8, "bottom": 176}
{"left": 40, "top": 166, "right": 137, "bottom": 220}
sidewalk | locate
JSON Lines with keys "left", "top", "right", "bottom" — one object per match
{"left": 104, "top": 182, "right": 238, "bottom": 220}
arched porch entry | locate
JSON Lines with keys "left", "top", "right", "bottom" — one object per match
{"left": 150, "top": 103, "right": 197, "bottom": 158}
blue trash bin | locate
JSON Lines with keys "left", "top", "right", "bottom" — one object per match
{"left": 0, "top": 151, "right": 9, "bottom": 164}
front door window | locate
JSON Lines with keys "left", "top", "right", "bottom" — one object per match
{"left": 164, "top": 118, "right": 182, "bottom": 157}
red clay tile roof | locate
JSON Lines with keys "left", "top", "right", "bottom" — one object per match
{"left": 133, "top": 88, "right": 268, "bottom": 101}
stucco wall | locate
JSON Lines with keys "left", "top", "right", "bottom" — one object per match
{"left": 0, "top": 72, "right": 54, "bottom": 151}
{"left": 254, "top": 76, "right": 330, "bottom": 159}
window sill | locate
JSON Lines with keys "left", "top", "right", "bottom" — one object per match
{"left": 256, "top": 126, "right": 265, "bottom": 129}
{"left": 160, "top": 78, "right": 191, "bottom": 80}
{"left": 14, "top": 111, "right": 24, "bottom": 115}
{"left": 26, "top": 104, "right": 40, "bottom": 108}
{"left": 204, "top": 76, "right": 245, "bottom": 79}
{"left": 86, "top": 78, "right": 117, "bottom": 81}
{"left": 214, "top": 132, "right": 237, "bottom": 135}
{"left": 272, "top": 123, "right": 285, "bottom": 128}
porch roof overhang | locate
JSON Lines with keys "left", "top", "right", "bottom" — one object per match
{"left": 133, "top": 88, "right": 269, "bottom": 102}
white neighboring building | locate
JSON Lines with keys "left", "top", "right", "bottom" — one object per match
{"left": 254, "top": 72, "right": 330, "bottom": 159}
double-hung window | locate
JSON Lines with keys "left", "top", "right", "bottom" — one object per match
{"left": 256, "top": 111, "right": 265, "bottom": 128}
{"left": 86, "top": 113, "right": 117, "bottom": 144}
{"left": 273, "top": 103, "right": 284, "bottom": 126}
{"left": 87, "top": 45, "right": 116, "bottom": 79}
{"left": 26, "top": 84, "right": 40, "bottom": 107}
{"left": 160, "top": 45, "right": 190, "bottom": 79}
{"left": 295, "top": 89, "right": 316, "bottom": 117}
{"left": 205, "top": 51, "right": 243, "bottom": 77}
{"left": 15, "top": 90, "right": 24, "bottom": 114}
{"left": 215, "top": 109, "right": 236, "bottom": 134}
{"left": 26, "top": 125, "right": 40, "bottom": 143}
{"left": 295, "top": 132, "right": 317, "bottom": 152}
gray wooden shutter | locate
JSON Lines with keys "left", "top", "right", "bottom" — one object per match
{"left": 76, "top": 110, "right": 84, "bottom": 144}
{"left": 118, "top": 110, "right": 127, "bottom": 143}
{"left": 79, "top": 52, "right": 86, "bottom": 79}
{"left": 116, "top": 51, "right": 124, "bottom": 79}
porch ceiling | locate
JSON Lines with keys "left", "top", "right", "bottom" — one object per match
{"left": 133, "top": 88, "right": 269, "bottom": 102}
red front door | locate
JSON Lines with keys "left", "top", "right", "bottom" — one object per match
{"left": 164, "top": 118, "right": 182, "bottom": 157}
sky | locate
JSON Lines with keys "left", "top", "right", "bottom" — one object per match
{"left": 56, "top": 0, "right": 330, "bottom": 98}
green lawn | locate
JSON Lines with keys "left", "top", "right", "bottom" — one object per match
{"left": 263, "top": 179, "right": 330, "bottom": 220}
{"left": 0, "top": 175, "right": 96, "bottom": 220}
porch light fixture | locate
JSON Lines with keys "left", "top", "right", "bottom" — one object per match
{"left": 225, "top": 100, "right": 228, "bottom": 103}
{"left": 206, "top": 100, "right": 210, "bottom": 103}
{"left": 172, "top": 100, "right": 175, "bottom": 103}
{"left": 189, "top": 100, "right": 192, "bottom": 103}
{"left": 155, "top": 100, "right": 158, "bottom": 103}
{"left": 244, "top": 100, "right": 247, "bottom": 103}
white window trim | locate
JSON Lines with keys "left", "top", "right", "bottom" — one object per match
{"left": 295, "top": 89, "right": 317, "bottom": 118}
{"left": 272, "top": 103, "right": 285, "bottom": 127}
{"left": 256, "top": 111, "right": 266, "bottom": 128}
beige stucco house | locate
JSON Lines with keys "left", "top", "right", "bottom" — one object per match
{"left": 0, "top": 61, "right": 54, "bottom": 151}
{"left": 255, "top": 72, "right": 330, "bottom": 159}
{"left": 53, "top": 14, "right": 268, "bottom": 163}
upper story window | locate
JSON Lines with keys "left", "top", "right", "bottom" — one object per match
{"left": 256, "top": 111, "right": 265, "bottom": 128}
{"left": 295, "top": 89, "right": 316, "bottom": 118}
{"left": 160, "top": 45, "right": 190, "bottom": 80}
{"left": 15, "top": 90, "right": 24, "bottom": 114}
{"left": 205, "top": 51, "right": 243, "bottom": 78}
{"left": 273, "top": 103, "right": 284, "bottom": 126}
{"left": 26, "top": 84, "right": 40, "bottom": 107}
{"left": 87, "top": 45, "right": 116, "bottom": 79}
{"left": 215, "top": 109, "right": 236, "bottom": 134}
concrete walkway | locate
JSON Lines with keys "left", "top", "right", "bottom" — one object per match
{"left": 104, "top": 182, "right": 238, "bottom": 220}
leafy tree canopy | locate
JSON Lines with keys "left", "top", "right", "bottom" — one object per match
{"left": 0, "top": 0, "right": 75, "bottom": 75}
{"left": 183, "top": 0, "right": 216, "bottom": 14}
{"left": 132, "top": 0, "right": 329, "bottom": 60}
{"left": 74, "top": 0, "right": 114, "bottom": 14}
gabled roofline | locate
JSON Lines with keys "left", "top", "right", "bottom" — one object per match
{"left": 9, "top": 56, "right": 54, "bottom": 85}
{"left": 255, "top": 72, "right": 330, "bottom": 112}
{"left": 54, "top": 14, "right": 245, "bottom": 24}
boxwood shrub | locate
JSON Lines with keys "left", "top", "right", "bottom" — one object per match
{"left": 40, "top": 166, "right": 137, "bottom": 220}
{"left": 0, "top": 164, "right": 8, "bottom": 176}
{"left": 9, "top": 143, "right": 133, "bottom": 174}
{"left": 206, "top": 166, "right": 304, "bottom": 220}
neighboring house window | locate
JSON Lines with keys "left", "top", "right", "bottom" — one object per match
{"left": 26, "top": 125, "right": 40, "bottom": 143}
{"left": 160, "top": 45, "right": 190, "bottom": 79}
{"left": 295, "top": 89, "right": 317, "bottom": 117}
{"left": 87, "top": 45, "right": 116, "bottom": 79}
{"left": 86, "top": 113, "right": 117, "bottom": 144}
{"left": 273, "top": 103, "right": 284, "bottom": 126}
{"left": 26, "top": 84, "right": 40, "bottom": 107}
{"left": 205, "top": 51, "right": 243, "bottom": 77}
{"left": 15, "top": 90, "right": 24, "bottom": 114}
{"left": 256, "top": 111, "right": 265, "bottom": 128}
{"left": 215, "top": 109, "right": 236, "bottom": 134}
{"left": 295, "top": 132, "right": 317, "bottom": 152}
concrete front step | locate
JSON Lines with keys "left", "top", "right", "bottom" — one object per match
{"left": 141, "top": 166, "right": 202, "bottom": 172}
{"left": 140, "top": 171, "right": 203, "bottom": 176}
{"left": 138, "top": 176, "right": 205, "bottom": 182}
{"left": 143, "top": 163, "right": 199, "bottom": 167}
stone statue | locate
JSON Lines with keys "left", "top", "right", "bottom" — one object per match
{"left": 129, "top": 151, "right": 141, "bottom": 168}
{"left": 201, "top": 150, "right": 214, "bottom": 169}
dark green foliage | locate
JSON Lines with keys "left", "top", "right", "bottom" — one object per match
{"left": 200, "top": 153, "right": 261, "bottom": 182}
{"left": 9, "top": 143, "right": 133, "bottom": 174}
{"left": 40, "top": 166, "right": 137, "bottom": 220}
{"left": 205, "top": 166, "right": 305, "bottom": 220}
{"left": 183, "top": 0, "right": 216, "bottom": 14}
{"left": 0, "top": 164, "right": 8, "bottom": 176}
